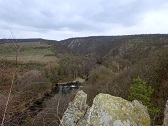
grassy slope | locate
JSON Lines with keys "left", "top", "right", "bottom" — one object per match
{"left": 0, "top": 42, "right": 58, "bottom": 63}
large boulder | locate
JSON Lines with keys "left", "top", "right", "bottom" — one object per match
{"left": 60, "top": 90, "right": 88, "bottom": 126}
{"left": 164, "top": 100, "right": 168, "bottom": 126}
{"left": 61, "top": 90, "right": 150, "bottom": 126}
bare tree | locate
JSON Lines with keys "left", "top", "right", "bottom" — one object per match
{"left": 1, "top": 31, "right": 20, "bottom": 125}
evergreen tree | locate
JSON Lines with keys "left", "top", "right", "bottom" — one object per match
{"left": 128, "top": 76, "right": 160, "bottom": 119}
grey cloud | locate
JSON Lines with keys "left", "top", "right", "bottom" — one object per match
{"left": 0, "top": 0, "right": 168, "bottom": 40}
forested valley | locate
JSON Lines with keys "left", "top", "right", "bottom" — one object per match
{"left": 0, "top": 34, "right": 168, "bottom": 125}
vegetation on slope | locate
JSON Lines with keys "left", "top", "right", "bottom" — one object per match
{"left": 0, "top": 34, "right": 168, "bottom": 125}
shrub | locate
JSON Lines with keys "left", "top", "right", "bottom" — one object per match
{"left": 128, "top": 76, "right": 160, "bottom": 121}
{"left": 88, "top": 65, "right": 112, "bottom": 83}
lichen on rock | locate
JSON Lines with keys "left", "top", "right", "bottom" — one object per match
{"left": 60, "top": 90, "right": 151, "bottom": 126}
{"left": 60, "top": 90, "right": 88, "bottom": 126}
{"left": 164, "top": 100, "right": 168, "bottom": 126}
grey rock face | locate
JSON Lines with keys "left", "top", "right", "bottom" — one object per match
{"left": 60, "top": 90, "right": 88, "bottom": 126}
{"left": 61, "top": 90, "right": 150, "bottom": 126}
{"left": 164, "top": 100, "right": 168, "bottom": 126}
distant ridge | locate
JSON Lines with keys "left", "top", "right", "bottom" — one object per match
{"left": 59, "top": 34, "right": 168, "bottom": 57}
{"left": 0, "top": 38, "right": 57, "bottom": 43}
{"left": 59, "top": 34, "right": 168, "bottom": 41}
{"left": 1, "top": 34, "right": 168, "bottom": 43}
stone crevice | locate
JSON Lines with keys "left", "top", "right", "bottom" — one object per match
{"left": 61, "top": 90, "right": 151, "bottom": 126}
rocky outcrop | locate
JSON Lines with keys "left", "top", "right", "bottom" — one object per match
{"left": 61, "top": 90, "right": 150, "bottom": 126}
{"left": 60, "top": 90, "right": 88, "bottom": 126}
{"left": 164, "top": 100, "right": 168, "bottom": 126}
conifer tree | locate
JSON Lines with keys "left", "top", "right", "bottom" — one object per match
{"left": 128, "top": 76, "right": 160, "bottom": 119}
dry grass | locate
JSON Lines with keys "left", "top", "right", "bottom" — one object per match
{"left": 0, "top": 55, "right": 58, "bottom": 63}
{"left": 0, "top": 42, "right": 50, "bottom": 48}
{"left": 0, "top": 42, "right": 58, "bottom": 63}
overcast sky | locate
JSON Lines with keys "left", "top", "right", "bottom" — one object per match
{"left": 0, "top": 0, "right": 168, "bottom": 40}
